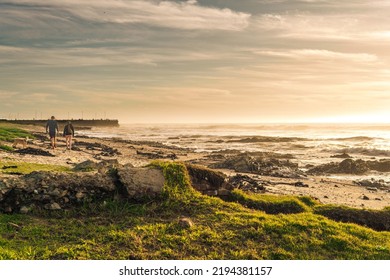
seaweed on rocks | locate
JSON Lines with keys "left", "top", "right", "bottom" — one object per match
{"left": 136, "top": 150, "right": 177, "bottom": 160}
{"left": 76, "top": 141, "right": 121, "bottom": 157}
{"left": 16, "top": 147, "right": 55, "bottom": 157}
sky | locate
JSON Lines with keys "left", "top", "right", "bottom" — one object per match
{"left": 1, "top": 0, "right": 390, "bottom": 123}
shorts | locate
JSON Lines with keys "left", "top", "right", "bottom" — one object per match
{"left": 49, "top": 131, "right": 56, "bottom": 138}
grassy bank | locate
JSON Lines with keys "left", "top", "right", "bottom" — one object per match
{"left": 0, "top": 125, "right": 33, "bottom": 142}
{"left": 0, "top": 124, "right": 34, "bottom": 152}
{"left": 0, "top": 161, "right": 71, "bottom": 175}
{"left": 0, "top": 162, "right": 389, "bottom": 260}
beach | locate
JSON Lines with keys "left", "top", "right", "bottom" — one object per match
{"left": 1, "top": 123, "right": 389, "bottom": 210}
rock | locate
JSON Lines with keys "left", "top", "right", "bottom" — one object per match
{"left": 97, "top": 159, "right": 120, "bottom": 173}
{"left": 20, "top": 206, "right": 30, "bottom": 214}
{"left": 217, "top": 189, "right": 231, "bottom": 196}
{"left": 136, "top": 150, "right": 177, "bottom": 160}
{"left": 367, "top": 160, "right": 390, "bottom": 172}
{"left": 66, "top": 157, "right": 78, "bottom": 164}
{"left": 228, "top": 174, "right": 266, "bottom": 193}
{"left": 117, "top": 166, "right": 165, "bottom": 199}
{"left": 339, "top": 159, "right": 369, "bottom": 174}
{"left": 310, "top": 159, "right": 390, "bottom": 175}
{"left": 178, "top": 217, "right": 194, "bottom": 229}
{"left": 46, "top": 202, "right": 61, "bottom": 210}
{"left": 186, "top": 164, "right": 233, "bottom": 195}
{"left": 16, "top": 147, "right": 55, "bottom": 157}
{"left": 308, "top": 159, "right": 370, "bottom": 175}
{"left": 355, "top": 179, "right": 390, "bottom": 190}
{"left": 294, "top": 181, "right": 309, "bottom": 188}
{"left": 362, "top": 195, "right": 370, "bottom": 200}
{"left": 75, "top": 192, "right": 85, "bottom": 200}
{"left": 204, "top": 190, "right": 218, "bottom": 196}
{"left": 210, "top": 152, "right": 302, "bottom": 178}
{"left": 0, "top": 170, "right": 117, "bottom": 212}
{"left": 48, "top": 189, "right": 61, "bottom": 197}
{"left": 73, "top": 160, "right": 98, "bottom": 172}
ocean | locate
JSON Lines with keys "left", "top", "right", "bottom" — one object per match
{"left": 77, "top": 123, "right": 390, "bottom": 181}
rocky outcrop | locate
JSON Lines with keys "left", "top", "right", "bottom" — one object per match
{"left": 185, "top": 164, "right": 233, "bottom": 196}
{"left": 368, "top": 160, "right": 390, "bottom": 172}
{"left": 0, "top": 171, "right": 116, "bottom": 213}
{"left": 210, "top": 153, "right": 302, "bottom": 178}
{"left": 0, "top": 163, "right": 236, "bottom": 213}
{"left": 308, "top": 159, "right": 369, "bottom": 175}
{"left": 354, "top": 179, "right": 390, "bottom": 191}
{"left": 308, "top": 159, "right": 390, "bottom": 175}
{"left": 16, "top": 147, "right": 55, "bottom": 157}
{"left": 228, "top": 174, "right": 266, "bottom": 193}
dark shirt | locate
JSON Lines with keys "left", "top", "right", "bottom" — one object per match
{"left": 46, "top": 119, "right": 59, "bottom": 133}
{"left": 63, "top": 124, "right": 74, "bottom": 136}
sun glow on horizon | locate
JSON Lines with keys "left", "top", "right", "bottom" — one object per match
{"left": 309, "top": 113, "right": 390, "bottom": 124}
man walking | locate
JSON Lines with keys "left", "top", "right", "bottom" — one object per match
{"left": 45, "top": 116, "right": 59, "bottom": 149}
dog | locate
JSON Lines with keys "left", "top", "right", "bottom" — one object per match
{"left": 12, "top": 137, "right": 29, "bottom": 149}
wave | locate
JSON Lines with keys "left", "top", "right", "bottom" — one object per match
{"left": 330, "top": 136, "right": 377, "bottom": 141}
{"left": 226, "top": 136, "right": 308, "bottom": 143}
{"left": 331, "top": 147, "right": 390, "bottom": 157}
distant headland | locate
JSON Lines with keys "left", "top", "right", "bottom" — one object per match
{"left": 0, "top": 119, "right": 119, "bottom": 128}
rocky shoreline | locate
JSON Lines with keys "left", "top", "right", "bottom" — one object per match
{"left": 1, "top": 127, "right": 390, "bottom": 211}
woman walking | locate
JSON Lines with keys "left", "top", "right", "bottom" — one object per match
{"left": 63, "top": 121, "right": 75, "bottom": 150}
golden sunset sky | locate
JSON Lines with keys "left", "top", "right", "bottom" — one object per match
{"left": 1, "top": 0, "right": 390, "bottom": 123}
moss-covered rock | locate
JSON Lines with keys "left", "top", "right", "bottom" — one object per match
{"left": 314, "top": 205, "right": 390, "bottom": 231}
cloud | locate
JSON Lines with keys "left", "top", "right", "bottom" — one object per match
{"left": 255, "top": 13, "right": 359, "bottom": 40}
{"left": 255, "top": 49, "right": 378, "bottom": 63}
{"left": 0, "top": 44, "right": 230, "bottom": 68}
{"left": 2, "top": 0, "right": 250, "bottom": 31}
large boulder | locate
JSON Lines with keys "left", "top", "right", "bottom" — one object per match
{"left": 185, "top": 164, "right": 233, "bottom": 196}
{"left": 117, "top": 166, "right": 165, "bottom": 199}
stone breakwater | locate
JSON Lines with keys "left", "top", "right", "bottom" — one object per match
{"left": 3, "top": 119, "right": 119, "bottom": 128}
{"left": 0, "top": 164, "right": 231, "bottom": 214}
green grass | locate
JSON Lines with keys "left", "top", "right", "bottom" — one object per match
{"left": 0, "top": 161, "right": 389, "bottom": 260}
{"left": 227, "top": 189, "right": 314, "bottom": 214}
{"left": 0, "top": 125, "right": 33, "bottom": 142}
{"left": 0, "top": 161, "right": 71, "bottom": 174}
{"left": 0, "top": 145, "right": 14, "bottom": 152}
